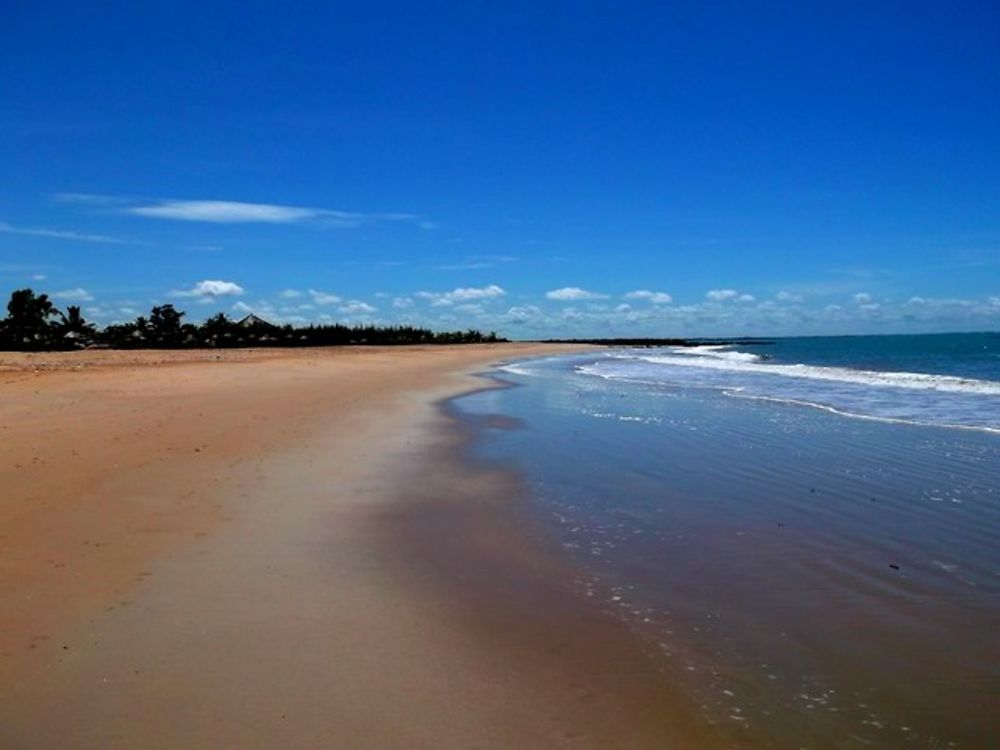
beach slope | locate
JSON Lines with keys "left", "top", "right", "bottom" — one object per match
{"left": 0, "top": 345, "right": 714, "bottom": 749}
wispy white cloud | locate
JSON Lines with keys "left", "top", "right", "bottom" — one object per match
{"left": 437, "top": 255, "right": 518, "bottom": 271}
{"left": 624, "top": 290, "right": 672, "bottom": 304}
{"left": 504, "top": 305, "right": 542, "bottom": 322}
{"left": 776, "top": 291, "right": 804, "bottom": 303}
{"left": 52, "top": 287, "right": 94, "bottom": 302}
{"left": 129, "top": 200, "right": 343, "bottom": 224}
{"left": 308, "top": 289, "right": 342, "bottom": 305}
{"left": 58, "top": 193, "right": 424, "bottom": 228}
{"left": 278, "top": 289, "right": 304, "bottom": 299}
{"left": 52, "top": 192, "right": 130, "bottom": 206}
{"left": 706, "top": 288, "right": 738, "bottom": 301}
{"left": 906, "top": 296, "right": 975, "bottom": 308}
{"left": 338, "top": 300, "right": 377, "bottom": 315}
{"left": 545, "top": 287, "right": 608, "bottom": 301}
{"left": 448, "top": 285, "right": 505, "bottom": 300}
{"left": 0, "top": 220, "right": 131, "bottom": 245}
{"left": 417, "top": 285, "right": 505, "bottom": 306}
{"left": 171, "top": 279, "right": 245, "bottom": 297}
{"left": 705, "top": 288, "right": 754, "bottom": 303}
{"left": 437, "top": 262, "right": 492, "bottom": 270}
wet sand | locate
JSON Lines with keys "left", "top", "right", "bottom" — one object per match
{"left": 0, "top": 345, "right": 716, "bottom": 749}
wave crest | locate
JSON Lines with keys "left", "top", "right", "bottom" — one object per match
{"left": 617, "top": 347, "right": 1000, "bottom": 396}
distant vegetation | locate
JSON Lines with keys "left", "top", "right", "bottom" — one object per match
{"left": 0, "top": 288, "right": 504, "bottom": 351}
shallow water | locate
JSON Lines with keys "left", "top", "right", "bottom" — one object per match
{"left": 454, "top": 350, "right": 1000, "bottom": 748}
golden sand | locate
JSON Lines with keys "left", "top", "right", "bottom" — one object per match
{"left": 0, "top": 345, "right": 716, "bottom": 748}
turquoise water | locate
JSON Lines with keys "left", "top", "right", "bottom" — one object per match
{"left": 453, "top": 333, "right": 1000, "bottom": 748}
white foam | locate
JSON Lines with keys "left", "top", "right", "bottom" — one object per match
{"left": 661, "top": 345, "right": 764, "bottom": 364}
{"left": 625, "top": 348, "right": 1000, "bottom": 396}
{"left": 728, "top": 392, "right": 1000, "bottom": 435}
{"left": 497, "top": 354, "right": 577, "bottom": 377}
{"left": 496, "top": 362, "right": 535, "bottom": 376}
{"left": 579, "top": 347, "right": 1000, "bottom": 433}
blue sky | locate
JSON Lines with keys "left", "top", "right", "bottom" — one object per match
{"left": 2, "top": 1, "right": 998, "bottom": 337}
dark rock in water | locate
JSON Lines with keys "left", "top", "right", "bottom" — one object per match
{"left": 889, "top": 563, "right": 900, "bottom": 570}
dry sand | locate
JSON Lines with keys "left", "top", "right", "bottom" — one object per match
{"left": 0, "top": 345, "right": 717, "bottom": 749}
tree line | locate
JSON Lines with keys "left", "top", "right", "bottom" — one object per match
{"left": 0, "top": 288, "right": 504, "bottom": 351}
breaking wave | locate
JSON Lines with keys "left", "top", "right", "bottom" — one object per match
{"left": 576, "top": 346, "right": 1000, "bottom": 433}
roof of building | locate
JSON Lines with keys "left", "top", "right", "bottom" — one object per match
{"left": 236, "top": 314, "right": 277, "bottom": 329}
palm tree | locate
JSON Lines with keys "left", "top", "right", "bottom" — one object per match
{"left": 3, "top": 288, "right": 60, "bottom": 349}
{"left": 148, "top": 304, "right": 185, "bottom": 347}
{"left": 56, "top": 305, "right": 96, "bottom": 347}
{"left": 200, "top": 312, "right": 235, "bottom": 347}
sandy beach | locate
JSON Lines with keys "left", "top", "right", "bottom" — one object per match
{"left": 0, "top": 344, "right": 715, "bottom": 749}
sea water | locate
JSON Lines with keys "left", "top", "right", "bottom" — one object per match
{"left": 453, "top": 332, "right": 1000, "bottom": 748}
{"left": 575, "top": 332, "right": 1000, "bottom": 433}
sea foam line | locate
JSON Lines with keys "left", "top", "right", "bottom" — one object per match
{"left": 723, "top": 392, "right": 1000, "bottom": 435}
{"left": 606, "top": 348, "right": 1000, "bottom": 396}
{"left": 577, "top": 363, "right": 1000, "bottom": 434}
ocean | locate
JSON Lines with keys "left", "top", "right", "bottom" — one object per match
{"left": 452, "top": 332, "right": 1000, "bottom": 748}
{"left": 575, "top": 332, "right": 1000, "bottom": 433}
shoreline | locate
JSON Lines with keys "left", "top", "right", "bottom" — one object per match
{"left": 0, "top": 344, "right": 716, "bottom": 748}
{"left": 461, "top": 351, "right": 1000, "bottom": 747}
{"left": 369, "top": 372, "right": 717, "bottom": 747}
